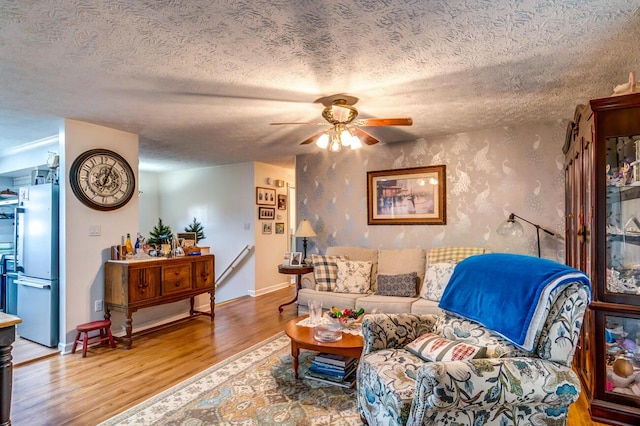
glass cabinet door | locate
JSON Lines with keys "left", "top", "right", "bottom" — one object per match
{"left": 605, "top": 135, "right": 640, "bottom": 303}
{"left": 603, "top": 313, "right": 640, "bottom": 403}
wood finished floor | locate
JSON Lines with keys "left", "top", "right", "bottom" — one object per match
{"left": 10, "top": 286, "right": 607, "bottom": 425}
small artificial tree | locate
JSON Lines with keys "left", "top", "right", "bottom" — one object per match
{"left": 148, "top": 217, "right": 173, "bottom": 246}
{"left": 184, "top": 217, "right": 206, "bottom": 243}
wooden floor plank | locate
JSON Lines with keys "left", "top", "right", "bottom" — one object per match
{"left": 9, "top": 286, "right": 605, "bottom": 425}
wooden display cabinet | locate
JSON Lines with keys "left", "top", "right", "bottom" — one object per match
{"left": 104, "top": 254, "right": 214, "bottom": 348}
{"left": 566, "top": 93, "right": 640, "bottom": 425}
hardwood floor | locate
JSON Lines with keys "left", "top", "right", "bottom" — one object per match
{"left": 9, "top": 286, "right": 607, "bottom": 425}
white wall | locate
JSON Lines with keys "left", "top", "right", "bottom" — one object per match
{"left": 61, "top": 119, "right": 139, "bottom": 348}
{"left": 138, "top": 171, "right": 160, "bottom": 240}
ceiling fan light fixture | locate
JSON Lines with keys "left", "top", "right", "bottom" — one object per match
{"left": 316, "top": 133, "right": 329, "bottom": 149}
{"left": 329, "top": 136, "right": 342, "bottom": 152}
{"left": 339, "top": 128, "right": 352, "bottom": 147}
{"left": 350, "top": 135, "right": 362, "bottom": 150}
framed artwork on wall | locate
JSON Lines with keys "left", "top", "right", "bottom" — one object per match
{"left": 256, "top": 187, "right": 276, "bottom": 205}
{"left": 277, "top": 194, "right": 287, "bottom": 210}
{"left": 367, "top": 165, "right": 446, "bottom": 225}
{"left": 262, "top": 222, "right": 272, "bottom": 234}
{"left": 275, "top": 222, "right": 285, "bottom": 234}
{"left": 258, "top": 206, "right": 275, "bottom": 220}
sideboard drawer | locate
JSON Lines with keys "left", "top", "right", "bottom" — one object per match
{"left": 162, "top": 264, "right": 192, "bottom": 294}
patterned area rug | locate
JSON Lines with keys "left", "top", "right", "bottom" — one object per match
{"left": 99, "top": 332, "right": 362, "bottom": 425}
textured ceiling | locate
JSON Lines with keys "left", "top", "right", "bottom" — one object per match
{"left": 1, "top": 1, "right": 640, "bottom": 172}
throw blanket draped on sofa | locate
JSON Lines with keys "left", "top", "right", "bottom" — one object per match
{"left": 439, "top": 253, "right": 591, "bottom": 351}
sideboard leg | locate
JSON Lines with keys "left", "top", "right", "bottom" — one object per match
{"left": 0, "top": 326, "right": 17, "bottom": 426}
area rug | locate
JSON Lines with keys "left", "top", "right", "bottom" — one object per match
{"left": 99, "top": 332, "right": 362, "bottom": 425}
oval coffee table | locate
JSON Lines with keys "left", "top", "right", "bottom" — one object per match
{"left": 284, "top": 315, "right": 363, "bottom": 379}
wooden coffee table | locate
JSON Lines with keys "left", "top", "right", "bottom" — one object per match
{"left": 284, "top": 315, "right": 364, "bottom": 379}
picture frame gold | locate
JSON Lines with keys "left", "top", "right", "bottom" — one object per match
{"left": 367, "top": 165, "right": 446, "bottom": 225}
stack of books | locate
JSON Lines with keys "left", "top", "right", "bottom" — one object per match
{"left": 305, "top": 353, "right": 358, "bottom": 388}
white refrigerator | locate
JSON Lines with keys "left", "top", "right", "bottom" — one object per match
{"left": 14, "top": 183, "right": 59, "bottom": 347}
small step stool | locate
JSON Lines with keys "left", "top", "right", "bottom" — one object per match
{"left": 72, "top": 320, "right": 116, "bottom": 358}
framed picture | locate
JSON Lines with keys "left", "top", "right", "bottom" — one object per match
{"left": 277, "top": 194, "right": 287, "bottom": 210}
{"left": 288, "top": 252, "right": 302, "bottom": 266}
{"left": 256, "top": 187, "right": 276, "bottom": 205}
{"left": 275, "top": 222, "right": 285, "bottom": 234}
{"left": 258, "top": 206, "right": 275, "bottom": 220}
{"left": 262, "top": 222, "right": 272, "bottom": 234}
{"left": 367, "top": 165, "right": 446, "bottom": 225}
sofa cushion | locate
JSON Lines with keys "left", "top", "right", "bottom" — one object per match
{"left": 335, "top": 260, "right": 372, "bottom": 294}
{"left": 377, "top": 248, "right": 426, "bottom": 292}
{"left": 298, "top": 288, "right": 360, "bottom": 311}
{"left": 405, "top": 332, "right": 487, "bottom": 362}
{"left": 421, "top": 262, "right": 455, "bottom": 301}
{"left": 327, "top": 246, "right": 378, "bottom": 290}
{"left": 410, "top": 298, "right": 443, "bottom": 315}
{"left": 376, "top": 272, "right": 418, "bottom": 297}
{"left": 356, "top": 294, "right": 419, "bottom": 314}
{"left": 426, "top": 246, "right": 486, "bottom": 267}
{"left": 311, "top": 254, "right": 347, "bottom": 291}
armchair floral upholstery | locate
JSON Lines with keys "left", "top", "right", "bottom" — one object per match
{"left": 356, "top": 281, "right": 590, "bottom": 426}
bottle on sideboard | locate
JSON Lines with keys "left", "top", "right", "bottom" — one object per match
{"left": 125, "top": 233, "right": 133, "bottom": 257}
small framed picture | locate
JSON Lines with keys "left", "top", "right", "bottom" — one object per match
{"left": 256, "top": 187, "right": 276, "bottom": 205}
{"left": 275, "top": 222, "right": 285, "bottom": 234}
{"left": 288, "top": 252, "right": 302, "bottom": 266}
{"left": 283, "top": 252, "right": 291, "bottom": 265}
{"left": 258, "top": 207, "right": 275, "bottom": 220}
{"left": 262, "top": 222, "right": 272, "bottom": 234}
{"left": 277, "top": 194, "right": 287, "bottom": 210}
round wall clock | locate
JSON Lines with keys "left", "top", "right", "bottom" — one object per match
{"left": 69, "top": 148, "right": 136, "bottom": 211}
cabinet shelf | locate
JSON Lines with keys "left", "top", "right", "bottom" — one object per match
{"left": 607, "top": 185, "right": 640, "bottom": 202}
{"left": 607, "top": 233, "right": 640, "bottom": 245}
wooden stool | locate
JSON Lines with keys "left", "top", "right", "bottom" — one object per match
{"left": 72, "top": 320, "right": 116, "bottom": 358}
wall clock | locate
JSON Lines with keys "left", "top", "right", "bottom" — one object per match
{"left": 69, "top": 148, "right": 136, "bottom": 211}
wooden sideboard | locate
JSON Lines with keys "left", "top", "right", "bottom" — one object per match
{"left": 104, "top": 254, "right": 215, "bottom": 348}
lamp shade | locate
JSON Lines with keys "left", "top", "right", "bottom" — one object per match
{"left": 496, "top": 217, "right": 524, "bottom": 237}
{"left": 295, "top": 219, "right": 316, "bottom": 237}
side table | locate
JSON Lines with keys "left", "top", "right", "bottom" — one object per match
{"left": 278, "top": 264, "right": 314, "bottom": 313}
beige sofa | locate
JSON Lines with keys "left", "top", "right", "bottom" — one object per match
{"left": 297, "top": 246, "right": 488, "bottom": 315}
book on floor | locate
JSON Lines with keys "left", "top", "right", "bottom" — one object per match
{"left": 305, "top": 369, "right": 356, "bottom": 388}
{"left": 314, "top": 353, "right": 357, "bottom": 368}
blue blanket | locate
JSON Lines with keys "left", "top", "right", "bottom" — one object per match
{"left": 438, "top": 253, "right": 591, "bottom": 351}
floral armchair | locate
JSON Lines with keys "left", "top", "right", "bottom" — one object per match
{"left": 356, "top": 280, "right": 590, "bottom": 426}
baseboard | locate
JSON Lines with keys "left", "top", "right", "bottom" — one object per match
{"left": 248, "top": 281, "right": 292, "bottom": 297}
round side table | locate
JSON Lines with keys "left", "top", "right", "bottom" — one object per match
{"left": 277, "top": 264, "right": 314, "bottom": 313}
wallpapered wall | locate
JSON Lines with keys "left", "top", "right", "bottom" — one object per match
{"left": 296, "top": 120, "right": 567, "bottom": 262}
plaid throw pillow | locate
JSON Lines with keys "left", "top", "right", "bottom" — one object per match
{"left": 405, "top": 333, "right": 487, "bottom": 362}
{"left": 376, "top": 272, "right": 418, "bottom": 297}
{"left": 311, "top": 254, "right": 347, "bottom": 291}
{"left": 427, "top": 247, "right": 487, "bottom": 266}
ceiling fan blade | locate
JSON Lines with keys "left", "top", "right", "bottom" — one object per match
{"left": 354, "top": 118, "right": 413, "bottom": 126}
{"left": 300, "top": 130, "right": 327, "bottom": 145}
{"left": 352, "top": 128, "right": 380, "bottom": 145}
{"left": 269, "top": 122, "right": 329, "bottom": 126}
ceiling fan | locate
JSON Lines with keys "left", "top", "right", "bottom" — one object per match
{"left": 270, "top": 98, "right": 413, "bottom": 151}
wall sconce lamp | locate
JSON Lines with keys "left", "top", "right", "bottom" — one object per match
{"left": 497, "top": 213, "right": 563, "bottom": 257}
{"left": 294, "top": 219, "right": 316, "bottom": 261}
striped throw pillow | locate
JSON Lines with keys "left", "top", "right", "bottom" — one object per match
{"left": 405, "top": 333, "right": 487, "bottom": 362}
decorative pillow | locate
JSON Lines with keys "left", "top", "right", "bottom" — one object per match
{"left": 421, "top": 263, "right": 455, "bottom": 302}
{"left": 376, "top": 272, "right": 418, "bottom": 297}
{"left": 312, "top": 254, "right": 347, "bottom": 291}
{"left": 335, "top": 261, "right": 372, "bottom": 294}
{"left": 405, "top": 333, "right": 487, "bottom": 362}
{"left": 427, "top": 246, "right": 487, "bottom": 267}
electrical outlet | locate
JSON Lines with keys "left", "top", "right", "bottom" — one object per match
{"left": 94, "top": 300, "right": 103, "bottom": 312}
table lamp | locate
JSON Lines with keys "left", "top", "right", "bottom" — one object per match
{"left": 295, "top": 219, "right": 316, "bottom": 261}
